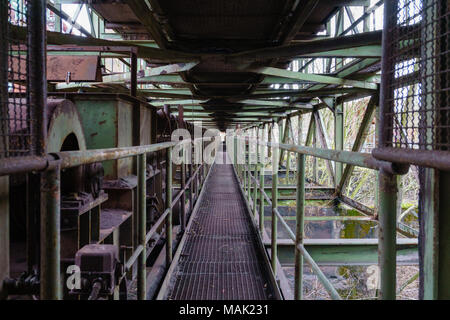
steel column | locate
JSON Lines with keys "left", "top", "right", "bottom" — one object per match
{"left": 378, "top": 169, "right": 398, "bottom": 300}
{"left": 28, "top": 0, "right": 47, "bottom": 155}
{"left": 40, "top": 164, "right": 61, "bottom": 300}
{"left": 188, "top": 143, "right": 194, "bottom": 213}
{"left": 271, "top": 123, "right": 280, "bottom": 275}
{"left": 294, "top": 154, "right": 305, "bottom": 300}
{"left": 334, "top": 101, "right": 344, "bottom": 185}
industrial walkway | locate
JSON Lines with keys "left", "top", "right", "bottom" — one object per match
{"left": 161, "top": 146, "right": 278, "bottom": 300}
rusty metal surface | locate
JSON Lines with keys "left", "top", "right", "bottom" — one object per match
{"left": 167, "top": 150, "right": 276, "bottom": 300}
{"left": 9, "top": 55, "right": 102, "bottom": 82}
{"left": 47, "top": 56, "right": 102, "bottom": 82}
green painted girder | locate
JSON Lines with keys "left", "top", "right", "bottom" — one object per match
{"left": 298, "top": 44, "right": 381, "bottom": 58}
{"left": 184, "top": 116, "right": 274, "bottom": 120}
{"left": 261, "top": 76, "right": 314, "bottom": 85}
{"left": 138, "top": 75, "right": 313, "bottom": 86}
{"left": 141, "top": 89, "right": 193, "bottom": 94}
{"left": 169, "top": 106, "right": 306, "bottom": 114}
{"left": 228, "top": 30, "right": 382, "bottom": 62}
{"left": 137, "top": 74, "right": 185, "bottom": 84}
{"left": 171, "top": 105, "right": 290, "bottom": 111}
{"left": 248, "top": 66, "right": 378, "bottom": 90}
{"left": 169, "top": 106, "right": 204, "bottom": 111}
{"left": 141, "top": 92, "right": 195, "bottom": 99}
{"left": 150, "top": 99, "right": 206, "bottom": 106}
{"left": 268, "top": 238, "right": 418, "bottom": 266}
{"left": 172, "top": 108, "right": 302, "bottom": 114}
{"left": 236, "top": 99, "right": 290, "bottom": 107}
{"left": 102, "top": 62, "right": 199, "bottom": 83}
{"left": 307, "top": 58, "right": 379, "bottom": 92}
{"left": 175, "top": 111, "right": 286, "bottom": 117}
{"left": 241, "top": 87, "right": 373, "bottom": 100}
{"left": 337, "top": 93, "right": 378, "bottom": 194}
{"left": 9, "top": 24, "right": 198, "bottom": 62}
{"left": 184, "top": 119, "right": 269, "bottom": 123}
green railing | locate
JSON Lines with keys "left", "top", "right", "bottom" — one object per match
{"left": 230, "top": 134, "right": 410, "bottom": 300}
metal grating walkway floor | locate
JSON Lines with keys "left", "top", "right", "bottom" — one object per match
{"left": 164, "top": 147, "right": 277, "bottom": 300}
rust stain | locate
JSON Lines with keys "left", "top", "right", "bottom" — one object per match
{"left": 99, "top": 120, "right": 106, "bottom": 125}
{"left": 91, "top": 132, "right": 98, "bottom": 138}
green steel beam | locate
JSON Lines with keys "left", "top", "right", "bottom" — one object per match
{"left": 236, "top": 99, "right": 290, "bottom": 107}
{"left": 307, "top": 58, "right": 380, "bottom": 92}
{"left": 337, "top": 93, "right": 378, "bottom": 194}
{"left": 229, "top": 30, "right": 382, "bottom": 62}
{"left": 248, "top": 66, "right": 378, "bottom": 90}
{"left": 9, "top": 25, "right": 198, "bottom": 62}
{"left": 270, "top": 239, "right": 418, "bottom": 266}
{"left": 298, "top": 45, "right": 381, "bottom": 58}
{"left": 102, "top": 62, "right": 199, "bottom": 83}
{"left": 313, "top": 110, "right": 336, "bottom": 185}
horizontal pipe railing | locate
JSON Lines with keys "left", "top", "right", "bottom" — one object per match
{"left": 234, "top": 136, "right": 409, "bottom": 175}
{"left": 373, "top": 147, "right": 450, "bottom": 171}
{"left": 0, "top": 137, "right": 212, "bottom": 176}
{"left": 251, "top": 140, "right": 409, "bottom": 175}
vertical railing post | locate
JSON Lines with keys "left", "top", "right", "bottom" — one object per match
{"left": 195, "top": 140, "right": 200, "bottom": 199}
{"left": 188, "top": 142, "right": 193, "bottom": 213}
{"left": 247, "top": 137, "right": 251, "bottom": 201}
{"left": 201, "top": 138, "right": 205, "bottom": 186}
{"left": 243, "top": 138, "right": 247, "bottom": 194}
{"left": 253, "top": 135, "right": 258, "bottom": 218}
{"left": 236, "top": 136, "right": 240, "bottom": 180}
{"left": 240, "top": 134, "right": 244, "bottom": 181}
{"left": 40, "top": 163, "right": 61, "bottom": 300}
{"left": 180, "top": 147, "right": 186, "bottom": 232}
{"left": 166, "top": 147, "right": 173, "bottom": 265}
{"left": 259, "top": 129, "right": 265, "bottom": 235}
{"left": 137, "top": 153, "right": 146, "bottom": 300}
{"left": 378, "top": 169, "right": 398, "bottom": 300}
{"left": 271, "top": 126, "right": 279, "bottom": 275}
{"left": 233, "top": 135, "right": 238, "bottom": 172}
{"left": 294, "top": 154, "right": 305, "bottom": 300}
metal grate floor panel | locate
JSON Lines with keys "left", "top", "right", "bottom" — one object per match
{"left": 166, "top": 147, "right": 276, "bottom": 300}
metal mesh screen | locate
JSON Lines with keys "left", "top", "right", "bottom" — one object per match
{"left": 0, "top": 0, "right": 33, "bottom": 158}
{"left": 382, "top": 0, "right": 449, "bottom": 151}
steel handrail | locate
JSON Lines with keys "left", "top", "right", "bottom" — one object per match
{"left": 244, "top": 163, "right": 343, "bottom": 300}
{"left": 236, "top": 137, "right": 409, "bottom": 175}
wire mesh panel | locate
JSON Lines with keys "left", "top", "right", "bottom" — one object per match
{"left": 0, "top": 0, "right": 34, "bottom": 158}
{"left": 381, "top": 0, "right": 449, "bottom": 151}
